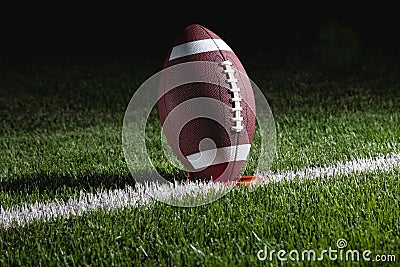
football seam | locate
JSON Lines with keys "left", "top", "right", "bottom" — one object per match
{"left": 198, "top": 25, "right": 250, "bottom": 138}
{"left": 198, "top": 25, "right": 245, "bottom": 179}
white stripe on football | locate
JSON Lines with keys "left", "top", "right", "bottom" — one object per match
{"left": 186, "top": 144, "right": 251, "bottom": 170}
{"left": 169, "top": 38, "right": 233, "bottom": 60}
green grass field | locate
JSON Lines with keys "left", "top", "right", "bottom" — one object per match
{"left": 1, "top": 52, "right": 399, "bottom": 266}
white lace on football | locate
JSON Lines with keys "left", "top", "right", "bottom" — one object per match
{"left": 219, "top": 60, "right": 243, "bottom": 132}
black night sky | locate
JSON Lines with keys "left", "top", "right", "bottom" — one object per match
{"left": 1, "top": 2, "right": 399, "bottom": 66}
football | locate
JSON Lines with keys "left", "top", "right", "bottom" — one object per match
{"left": 157, "top": 24, "right": 256, "bottom": 183}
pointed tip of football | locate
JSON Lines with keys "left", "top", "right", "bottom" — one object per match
{"left": 172, "top": 24, "right": 221, "bottom": 46}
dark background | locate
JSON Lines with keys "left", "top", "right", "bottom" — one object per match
{"left": 1, "top": 1, "right": 399, "bottom": 67}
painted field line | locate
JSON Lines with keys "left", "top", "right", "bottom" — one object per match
{"left": 1, "top": 152, "right": 399, "bottom": 229}
{"left": 257, "top": 152, "right": 400, "bottom": 183}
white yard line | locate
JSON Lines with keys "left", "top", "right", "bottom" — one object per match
{"left": 1, "top": 152, "right": 399, "bottom": 229}
{"left": 257, "top": 152, "right": 400, "bottom": 183}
